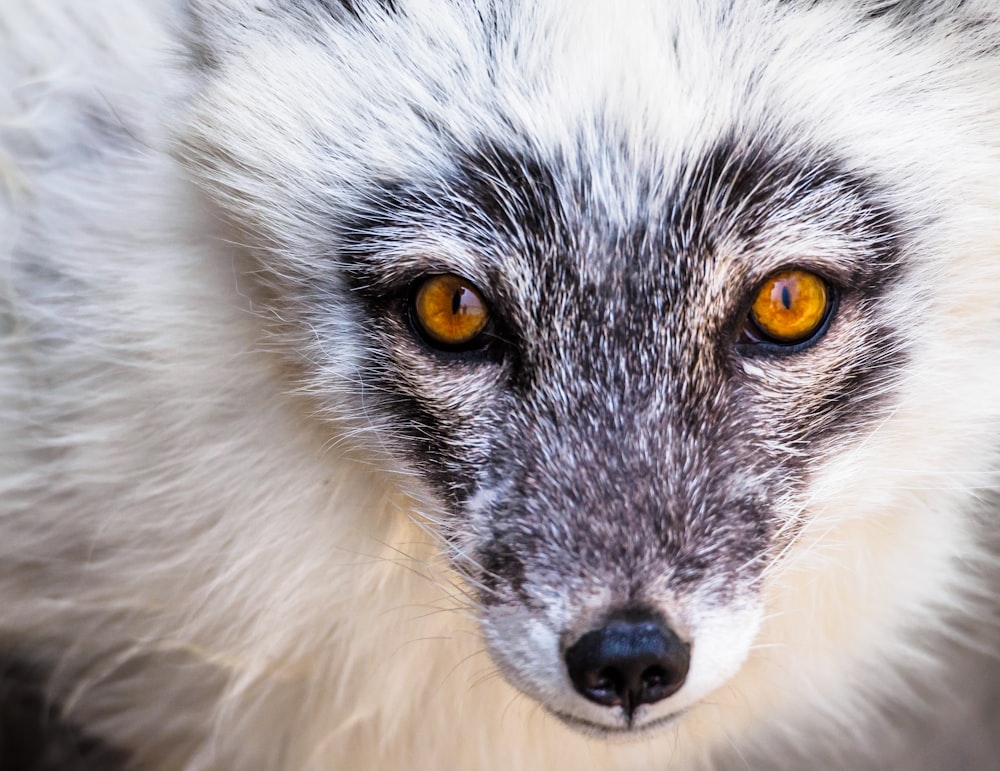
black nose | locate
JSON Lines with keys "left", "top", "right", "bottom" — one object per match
{"left": 564, "top": 611, "right": 690, "bottom": 715}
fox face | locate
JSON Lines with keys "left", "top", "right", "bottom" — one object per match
{"left": 322, "top": 131, "right": 905, "bottom": 730}
{"left": 183, "top": 0, "right": 997, "bottom": 741}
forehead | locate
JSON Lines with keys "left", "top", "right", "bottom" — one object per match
{"left": 342, "top": 0, "right": 933, "bottom": 173}
{"left": 326, "top": 0, "right": 921, "bottom": 278}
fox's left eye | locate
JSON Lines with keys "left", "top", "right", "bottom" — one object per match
{"left": 745, "top": 269, "right": 832, "bottom": 347}
{"left": 412, "top": 274, "right": 490, "bottom": 349}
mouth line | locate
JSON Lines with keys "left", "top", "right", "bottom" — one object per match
{"left": 551, "top": 708, "right": 685, "bottom": 738}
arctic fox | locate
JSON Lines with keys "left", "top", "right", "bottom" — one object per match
{"left": 1, "top": 0, "right": 999, "bottom": 769}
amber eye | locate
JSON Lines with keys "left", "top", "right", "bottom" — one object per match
{"left": 413, "top": 274, "right": 490, "bottom": 348}
{"left": 749, "top": 269, "right": 830, "bottom": 345}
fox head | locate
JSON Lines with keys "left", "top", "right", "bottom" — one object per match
{"left": 183, "top": 0, "right": 1000, "bottom": 736}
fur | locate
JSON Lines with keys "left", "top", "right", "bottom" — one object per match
{"left": 1, "top": 0, "right": 999, "bottom": 768}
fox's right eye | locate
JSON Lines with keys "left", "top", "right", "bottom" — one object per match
{"left": 743, "top": 269, "right": 834, "bottom": 350}
{"left": 411, "top": 274, "right": 491, "bottom": 349}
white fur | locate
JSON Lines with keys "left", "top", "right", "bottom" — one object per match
{"left": 2, "top": 0, "right": 999, "bottom": 769}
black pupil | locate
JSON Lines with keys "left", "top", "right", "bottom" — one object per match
{"left": 451, "top": 288, "right": 464, "bottom": 315}
{"left": 781, "top": 285, "right": 792, "bottom": 309}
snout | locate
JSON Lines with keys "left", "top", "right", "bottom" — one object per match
{"left": 479, "top": 586, "right": 762, "bottom": 737}
{"left": 564, "top": 610, "right": 690, "bottom": 719}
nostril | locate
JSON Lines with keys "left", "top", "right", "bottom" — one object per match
{"left": 564, "top": 611, "right": 690, "bottom": 715}
{"left": 637, "top": 661, "right": 682, "bottom": 705}
{"left": 642, "top": 664, "right": 669, "bottom": 690}
{"left": 579, "top": 666, "right": 623, "bottom": 706}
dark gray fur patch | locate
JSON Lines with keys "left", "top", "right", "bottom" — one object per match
{"left": 780, "top": 0, "right": 999, "bottom": 55}
{"left": 181, "top": 9, "right": 222, "bottom": 73}
{"left": 0, "top": 657, "right": 129, "bottom": 771}
{"left": 297, "top": 0, "right": 399, "bottom": 22}
{"left": 329, "top": 0, "right": 399, "bottom": 16}
{"left": 859, "top": 0, "right": 969, "bottom": 24}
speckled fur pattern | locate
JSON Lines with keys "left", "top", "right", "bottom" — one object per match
{"left": 1, "top": 1, "right": 999, "bottom": 769}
